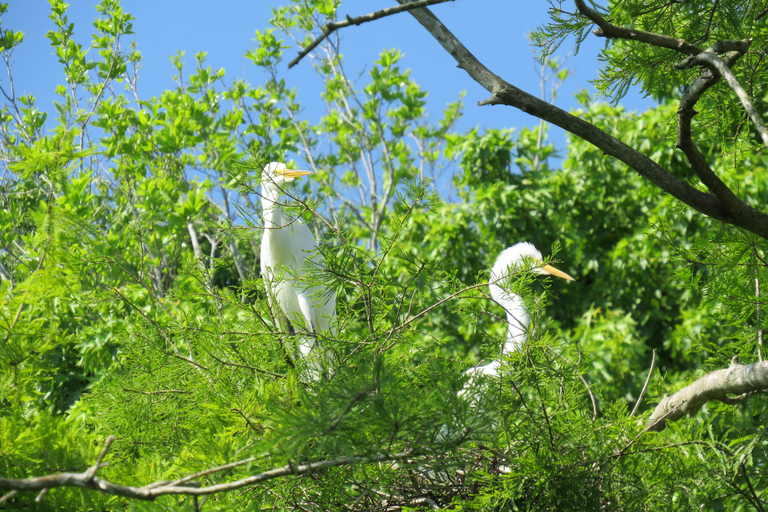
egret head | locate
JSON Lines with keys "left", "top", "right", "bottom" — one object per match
{"left": 262, "top": 161, "right": 311, "bottom": 187}
{"left": 490, "top": 242, "right": 574, "bottom": 288}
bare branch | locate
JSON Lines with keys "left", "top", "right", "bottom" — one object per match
{"left": 0, "top": 489, "right": 17, "bottom": 505}
{"left": 391, "top": 0, "right": 768, "bottom": 240}
{"left": 83, "top": 436, "right": 116, "bottom": 481}
{"left": 646, "top": 357, "right": 768, "bottom": 431}
{"left": 187, "top": 222, "right": 204, "bottom": 260}
{"left": 630, "top": 349, "right": 656, "bottom": 417}
{"left": 0, "top": 445, "right": 416, "bottom": 502}
{"left": 287, "top": 0, "right": 455, "bottom": 69}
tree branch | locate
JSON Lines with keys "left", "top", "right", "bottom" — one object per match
{"left": 630, "top": 349, "right": 656, "bottom": 417}
{"left": 646, "top": 357, "right": 768, "bottom": 431}
{"left": 573, "top": 0, "right": 703, "bottom": 56}
{"left": 287, "top": 0, "right": 455, "bottom": 69}
{"left": 571, "top": 4, "right": 768, "bottom": 159}
{"left": 391, "top": 0, "right": 768, "bottom": 239}
{"left": 0, "top": 441, "right": 416, "bottom": 502}
{"left": 675, "top": 40, "right": 768, "bottom": 147}
{"left": 676, "top": 49, "right": 752, "bottom": 215}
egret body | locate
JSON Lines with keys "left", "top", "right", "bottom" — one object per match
{"left": 260, "top": 162, "right": 335, "bottom": 375}
{"left": 467, "top": 242, "right": 574, "bottom": 379}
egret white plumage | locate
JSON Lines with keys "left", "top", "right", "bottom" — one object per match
{"left": 260, "top": 161, "right": 335, "bottom": 377}
{"left": 466, "top": 242, "right": 574, "bottom": 380}
{"left": 447, "top": 243, "right": 574, "bottom": 469}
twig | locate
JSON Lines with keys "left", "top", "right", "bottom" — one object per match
{"left": 546, "top": 347, "right": 598, "bottom": 420}
{"left": 630, "top": 349, "right": 657, "bottom": 417}
{"left": 742, "top": 462, "right": 768, "bottom": 512}
{"left": 598, "top": 440, "right": 712, "bottom": 463}
{"left": 288, "top": 0, "right": 455, "bottom": 68}
{"left": 162, "top": 454, "right": 263, "bottom": 489}
{"left": 206, "top": 351, "right": 285, "bottom": 379}
{"left": 121, "top": 388, "right": 192, "bottom": 396}
{"left": 111, "top": 286, "right": 177, "bottom": 352}
{"left": 385, "top": 281, "right": 490, "bottom": 338}
{"left": 320, "top": 382, "right": 380, "bottom": 437}
{"left": 98, "top": 255, "right": 176, "bottom": 319}
{"left": 230, "top": 408, "right": 262, "bottom": 433}
{"left": 83, "top": 436, "right": 116, "bottom": 481}
{"left": 0, "top": 246, "right": 47, "bottom": 348}
{"left": 615, "top": 405, "right": 683, "bottom": 461}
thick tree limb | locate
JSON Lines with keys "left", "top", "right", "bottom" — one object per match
{"left": 392, "top": 0, "right": 768, "bottom": 239}
{"left": 646, "top": 357, "right": 768, "bottom": 432}
{"left": 0, "top": 440, "right": 415, "bottom": 502}
{"left": 287, "top": 0, "right": 455, "bottom": 69}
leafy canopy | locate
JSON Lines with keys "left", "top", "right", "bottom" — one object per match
{"left": 1, "top": 0, "right": 768, "bottom": 510}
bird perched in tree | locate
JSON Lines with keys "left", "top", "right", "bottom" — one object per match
{"left": 450, "top": 243, "right": 573, "bottom": 464}
{"left": 260, "top": 161, "right": 335, "bottom": 378}
{"left": 466, "top": 242, "right": 574, "bottom": 380}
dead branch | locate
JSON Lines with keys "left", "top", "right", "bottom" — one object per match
{"left": 630, "top": 349, "right": 656, "bottom": 417}
{"left": 646, "top": 357, "right": 768, "bottom": 431}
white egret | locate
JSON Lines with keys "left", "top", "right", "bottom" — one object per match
{"left": 466, "top": 242, "right": 574, "bottom": 380}
{"left": 447, "top": 243, "right": 574, "bottom": 469}
{"left": 260, "top": 161, "right": 335, "bottom": 378}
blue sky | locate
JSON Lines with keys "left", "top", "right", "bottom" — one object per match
{"left": 5, "top": 1, "right": 654, "bottom": 154}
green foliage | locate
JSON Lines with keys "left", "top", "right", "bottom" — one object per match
{"left": 2, "top": 0, "right": 768, "bottom": 510}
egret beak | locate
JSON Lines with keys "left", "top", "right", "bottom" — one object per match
{"left": 280, "top": 169, "right": 312, "bottom": 179}
{"left": 541, "top": 264, "right": 575, "bottom": 281}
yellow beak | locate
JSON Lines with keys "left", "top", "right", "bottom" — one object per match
{"left": 280, "top": 169, "right": 311, "bottom": 179}
{"left": 541, "top": 264, "right": 575, "bottom": 281}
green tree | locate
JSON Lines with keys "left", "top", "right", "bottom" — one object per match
{"left": 2, "top": 1, "right": 768, "bottom": 511}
